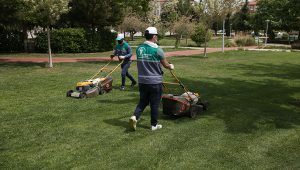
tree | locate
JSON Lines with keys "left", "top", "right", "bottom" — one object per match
{"left": 177, "top": 0, "right": 193, "bottom": 16}
{"left": 171, "top": 16, "right": 195, "bottom": 48}
{"left": 0, "top": 0, "right": 23, "bottom": 29}
{"left": 123, "top": 0, "right": 150, "bottom": 19}
{"left": 191, "top": 23, "right": 212, "bottom": 47}
{"left": 69, "top": 0, "right": 123, "bottom": 30}
{"left": 160, "top": 0, "right": 179, "bottom": 34}
{"left": 27, "top": 0, "right": 70, "bottom": 68}
{"left": 232, "top": 0, "right": 251, "bottom": 32}
{"left": 193, "top": 0, "right": 241, "bottom": 56}
{"left": 255, "top": 0, "right": 300, "bottom": 35}
{"left": 0, "top": 0, "right": 36, "bottom": 51}
{"left": 68, "top": 0, "right": 124, "bottom": 52}
{"left": 119, "top": 14, "right": 147, "bottom": 41}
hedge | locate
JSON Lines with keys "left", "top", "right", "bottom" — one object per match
{"left": 35, "top": 28, "right": 117, "bottom": 53}
{"left": 0, "top": 28, "right": 24, "bottom": 52}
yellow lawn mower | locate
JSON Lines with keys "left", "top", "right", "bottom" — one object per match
{"left": 66, "top": 59, "right": 123, "bottom": 99}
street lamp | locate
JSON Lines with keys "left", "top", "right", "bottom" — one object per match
{"left": 265, "top": 19, "right": 270, "bottom": 46}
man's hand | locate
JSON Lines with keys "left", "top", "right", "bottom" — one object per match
{"left": 169, "top": 64, "right": 174, "bottom": 70}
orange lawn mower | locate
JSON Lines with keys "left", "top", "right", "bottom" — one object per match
{"left": 66, "top": 59, "right": 123, "bottom": 99}
{"left": 162, "top": 70, "right": 208, "bottom": 118}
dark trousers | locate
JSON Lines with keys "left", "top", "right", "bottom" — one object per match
{"left": 133, "top": 83, "right": 162, "bottom": 126}
{"left": 121, "top": 61, "right": 136, "bottom": 86}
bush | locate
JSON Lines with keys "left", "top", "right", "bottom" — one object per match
{"left": 83, "top": 29, "right": 117, "bottom": 52}
{"left": 191, "top": 24, "right": 211, "bottom": 47}
{"left": 234, "top": 34, "right": 255, "bottom": 46}
{"left": 282, "top": 33, "right": 289, "bottom": 40}
{"left": 35, "top": 28, "right": 117, "bottom": 53}
{"left": 36, "top": 28, "right": 86, "bottom": 53}
{"left": 225, "top": 40, "right": 237, "bottom": 47}
{"left": 0, "top": 28, "right": 24, "bottom": 52}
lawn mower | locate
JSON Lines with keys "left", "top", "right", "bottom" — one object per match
{"left": 66, "top": 59, "right": 123, "bottom": 99}
{"left": 162, "top": 70, "right": 208, "bottom": 118}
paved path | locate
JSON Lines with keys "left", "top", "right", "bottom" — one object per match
{"left": 0, "top": 47, "right": 253, "bottom": 63}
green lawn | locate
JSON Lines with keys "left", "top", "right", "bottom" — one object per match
{"left": 1, "top": 51, "right": 300, "bottom": 169}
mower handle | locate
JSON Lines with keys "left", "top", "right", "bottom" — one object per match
{"left": 168, "top": 70, "right": 194, "bottom": 101}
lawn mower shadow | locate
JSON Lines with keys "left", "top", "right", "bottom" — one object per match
{"left": 103, "top": 116, "right": 149, "bottom": 133}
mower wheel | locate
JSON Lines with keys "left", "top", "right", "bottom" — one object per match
{"left": 79, "top": 93, "right": 86, "bottom": 99}
{"left": 99, "top": 88, "right": 106, "bottom": 95}
{"left": 190, "top": 104, "right": 203, "bottom": 118}
{"left": 200, "top": 100, "right": 209, "bottom": 111}
{"left": 66, "top": 90, "right": 73, "bottom": 97}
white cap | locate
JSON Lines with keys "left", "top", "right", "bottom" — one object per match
{"left": 116, "top": 34, "right": 124, "bottom": 40}
{"left": 146, "top": 27, "right": 158, "bottom": 35}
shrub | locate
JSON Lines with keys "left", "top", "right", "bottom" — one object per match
{"left": 35, "top": 28, "right": 117, "bottom": 53}
{"left": 225, "top": 40, "right": 237, "bottom": 47}
{"left": 191, "top": 24, "right": 211, "bottom": 47}
{"left": 0, "top": 28, "right": 24, "bottom": 52}
{"left": 83, "top": 29, "right": 117, "bottom": 52}
{"left": 36, "top": 28, "right": 86, "bottom": 53}
{"left": 234, "top": 34, "right": 255, "bottom": 46}
{"left": 282, "top": 33, "right": 289, "bottom": 40}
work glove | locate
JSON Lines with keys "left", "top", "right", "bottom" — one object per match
{"left": 119, "top": 55, "right": 125, "bottom": 59}
{"left": 169, "top": 64, "right": 174, "bottom": 70}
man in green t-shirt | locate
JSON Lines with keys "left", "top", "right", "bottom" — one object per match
{"left": 129, "top": 27, "right": 174, "bottom": 131}
{"left": 111, "top": 34, "right": 137, "bottom": 90}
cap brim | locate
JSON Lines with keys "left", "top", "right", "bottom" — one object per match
{"left": 116, "top": 38, "right": 122, "bottom": 40}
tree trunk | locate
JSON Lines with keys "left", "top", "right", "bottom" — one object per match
{"left": 130, "top": 31, "right": 135, "bottom": 41}
{"left": 186, "top": 35, "right": 188, "bottom": 45}
{"left": 47, "top": 26, "right": 53, "bottom": 68}
{"left": 204, "top": 36, "right": 207, "bottom": 58}
{"left": 175, "top": 37, "right": 179, "bottom": 49}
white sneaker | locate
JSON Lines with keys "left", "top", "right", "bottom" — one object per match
{"left": 151, "top": 124, "right": 162, "bottom": 131}
{"left": 129, "top": 116, "right": 137, "bottom": 131}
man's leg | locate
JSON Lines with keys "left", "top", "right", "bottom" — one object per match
{"left": 126, "top": 72, "right": 137, "bottom": 86}
{"left": 120, "top": 63, "right": 126, "bottom": 89}
{"left": 130, "top": 84, "right": 149, "bottom": 130}
{"left": 133, "top": 84, "right": 150, "bottom": 120}
{"left": 149, "top": 84, "right": 163, "bottom": 126}
{"left": 123, "top": 61, "right": 136, "bottom": 86}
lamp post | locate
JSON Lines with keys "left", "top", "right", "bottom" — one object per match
{"left": 265, "top": 19, "right": 270, "bottom": 46}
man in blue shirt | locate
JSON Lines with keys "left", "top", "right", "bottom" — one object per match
{"left": 112, "top": 34, "right": 137, "bottom": 90}
{"left": 129, "top": 27, "right": 174, "bottom": 131}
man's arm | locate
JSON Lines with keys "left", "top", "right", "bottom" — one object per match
{"left": 160, "top": 58, "right": 174, "bottom": 70}
{"left": 111, "top": 46, "right": 118, "bottom": 59}
{"left": 158, "top": 47, "right": 174, "bottom": 70}
{"left": 124, "top": 45, "right": 132, "bottom": 58}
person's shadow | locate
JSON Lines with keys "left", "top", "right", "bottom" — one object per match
{"left": 103, "top": 116, "right": 149, "bottom": 133}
